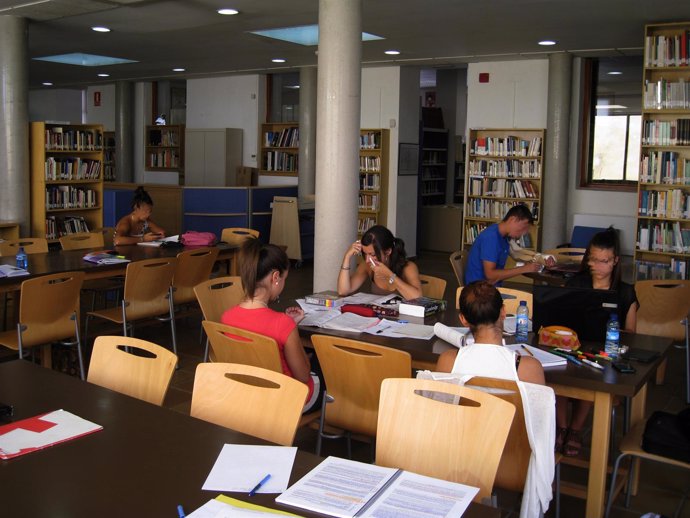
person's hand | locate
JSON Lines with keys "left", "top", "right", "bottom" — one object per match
{"left": 371, "top": 260, "right": 394, "bottom": 283}
{"left": 285, "top": 306, "right": 305, "bottom": 324}
{"left": 544, "top": 255, "right": 556, "bottom": 267}
{"left": 522, "top": 262, "right": 542, "bottom": 274}
{"left": 346, "top": 240, "right": 362, "bottom": 259}
{"left": 143, "top": 232, "right": 163, "bottom": 242}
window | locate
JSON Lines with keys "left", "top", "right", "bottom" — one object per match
{"left": 580, "top": 56, "right": 642, "bottom": 189}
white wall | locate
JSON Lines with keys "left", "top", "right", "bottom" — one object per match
{"left": 85, "top": 84, "right": 115, "bottom": 130}
{"left": 29, "top": 89, "right": 83, "bottom": 123}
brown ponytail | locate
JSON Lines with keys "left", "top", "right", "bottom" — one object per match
{"left": 238, "top": 237, "right": 289, "bottom": 297}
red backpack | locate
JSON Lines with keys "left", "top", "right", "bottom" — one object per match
{"left": 180, "top": 231, "right": 217, "bottom": 246}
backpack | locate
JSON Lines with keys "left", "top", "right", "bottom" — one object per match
{"left": 180, "top": 231, "right": 217, "bottom": 247}
{"left": 641, "top": 408, "right": 690, "bottom": 462}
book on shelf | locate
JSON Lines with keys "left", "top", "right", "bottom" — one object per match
{"left": 275, "top": 456, "right": 478, "bottom": 518}
{"left": 304, "top": 290, "right": 345, "bottom": 308}
{"left": 0, "top": 264, "right": 30, "bottom": 278}
{"left": 398, "top": 296, "right": 447, "bottom": 317}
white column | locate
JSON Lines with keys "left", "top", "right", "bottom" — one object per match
{"left": 115, "top": 81, "right": 134, "bottom": 182}
{"left": 313, "top": 0, "right": 362, "bottom": 291}
{"left": 298, "top": 66, "right": 318, "bottom": 200}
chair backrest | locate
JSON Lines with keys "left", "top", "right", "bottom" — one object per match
{"left": 449, "top": 250, "right": 468, "bottom": 287}
{"left": 220, "top": 227, "right": 259, "bottom": 246}
{"left": 87, "top": 336, "right": 177, "bottom": 406}
{"left": 92, "top": 227, "right": 116, "bottom": 248}
{"left": 570, "top": 225, "right": 609, "bottom": 249}
{"left": 376, "top": 378, "right": 515, "bottom": 502}
{"left": 465, "top": 377, "right": 530, "bottom": 492}
{"left": 194, "top": 276, "right": 244, "bottom": 323}
{"left": 311, "top": 334, "right": 411, "bottom": 437}
{"left": 59, "top": 232, "right": 105, "bottom": 251}
{"left": 419, "top": 274, "right": 447, "bottom": 300}
{"left": 202, "top": 320, "right": 283, "bottom": 372}
{"left": 172, "top": 247, "right": 219, "bottom": 305}
{"left": 191, "top": 362, "right": 307, "bottom": 446}
{"left": 636, "top": 280, "right": 690, "bottom": 341}
{"left": 18, "top": 271, "right": 85, "bottom": 346}
{"left": 122, "top": 257, "right": 177, "bottom": 320}
{"left": 498, "top": 287, "right": 533, "bottom": 316}
{"left": 456, "top": 286, "right": 463, "bottom": 309}
{"left": 0, "top": 237, "right": 49, "bottom": 256}
{"left": 543, "top": 247, "right": 586, "bottom": 264}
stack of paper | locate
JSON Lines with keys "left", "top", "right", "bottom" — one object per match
{"left": 0, "top": 264, "right": 29, "bottom": 278}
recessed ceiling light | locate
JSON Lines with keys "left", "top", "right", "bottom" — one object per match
{"left": 538, "top": 40, "right": 557, "bottom": 46}
{"left": 91, "top": 26, "right": 111, "bottom": 33}
{"left": 385, "top": 50, "right": 400, "bottom": 55}
{"left": 217, "top": 8, "right": 239, "bottom": 15}
{"left": 272, "top": 58, "right": 286, "bottom": 63}
{"left": 595, "top": 104, "right": 627, "bottom": 109}
{"left": 172, "top": 68, "right": 186, "bottom": 72}
{"left": 42, "top": 82, "right": 53, "bottom": 86}
{"left": 251, "top": 24, "right": 383, "bottom": 46}
{"left": 607, "top": 71, "right": 623, "bottom": 75}
{"left": 97, "top": 73, "right": 110, "bottom": 77}
{"left": 34, "top": 53, "right": 137, "bottom": 66}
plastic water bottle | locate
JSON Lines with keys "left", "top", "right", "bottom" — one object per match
{"left": 15, "top": 246, "right": 28, "bottom": 270}
{"left": 515, "top": 300, "right": 529, "bottom": 343}
{"left": 605, "top": 313, "right": 620, "bottom": 357}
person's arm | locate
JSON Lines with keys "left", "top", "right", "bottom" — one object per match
{"left": 436, "top": 349, "right": 458, "bottom": 372}
{"left": 145, "top": 219, "right": 165, "bottom": 238}
{"left": 624, "top": 301, "right": 638, "bottom": 333}
{"left": 113, "top": 216, "right": 140, "bottom": 246}
{"left": 337, "top": 241, "right": 369, "bottom": 296}
{"left": 282, "top": 328, "right": 311, "bottom": 384}
{"left": 482, "top": 260, "right": 541, "bottom": 285}
{"left": 372, "top": 261, "right": 422, "bottom": 300}
{"left": 517, "top": 356, "right": 546, "bottom": 385}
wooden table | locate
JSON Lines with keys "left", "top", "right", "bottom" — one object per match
{"left": 0, "top": 360, "right": 497, "bottom": 518}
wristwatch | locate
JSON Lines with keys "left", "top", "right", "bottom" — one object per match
{"left": 388, "top": 274, "right": 397, "bottom": 285}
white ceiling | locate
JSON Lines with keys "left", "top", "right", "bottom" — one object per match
{"left": 3, "top": 0, "right": 690, "bottom": 89}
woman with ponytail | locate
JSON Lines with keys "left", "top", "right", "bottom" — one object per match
{"left": 114, "top": 186, "right": 166, "bottom": 245}
{"left": 337, "top": 225, "right": 422, "bottom": 299}
{"left": 221, "top": 237, "right": 321, "bottom": 413}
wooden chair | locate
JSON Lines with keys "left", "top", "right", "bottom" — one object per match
{"left": 0, "top": 271, "right": 86, "bottom": 379}
{"left": 311, "top": 334, "right": 411, "bottom": 457}
{"left": 376, "top": 378, "right": 515, "bottom": 503}
{"left": 58, "top": 232, "right": 104, "bottom": 250}
{"left": 635, "top": 280, "right": 690, "bottom": 402}
{"left": 543, "top": 247, "right": 586, "bottom": 264}
{"left": 419, "top": 274, "right": 446, "bottom": 299}
{"left": 0, "top": 237, "right": 48, "bottom": 256}
{"left": 498, "top": 287, "right": 533, "bottom": 316}
{"left": 87, "top": 335, "right": 177, "bottom": 406}
{"left": 449, "top": 249, "right": 468, "bottom": 287}
{"left": 220, "top": 228, "right": 259, "bottom": 275}
{"left": 202, "top": 320, "right": 283, "bottom": 371}
{"left": 194, "top": 276, "right": 244, "bottom": 360}
{"left": 191, "top": 362, "right": 307, "bottom": 446}
{"left": 85, "top": 257, "right": 178, "bottom": 355}
{"left": 172, "top": 247, "right": 219, "bottom": 307}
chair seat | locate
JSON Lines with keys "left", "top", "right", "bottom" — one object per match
{"left": 619, "top": 421, "right": 690, "bottom": 469}
{"left": 87, "top": 307, "right": 125, "bottom": 324}
{"left": 0, "top": 329, "right": 19, "bottom": 350}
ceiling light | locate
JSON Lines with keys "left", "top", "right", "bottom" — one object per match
{"left": 91, "top": 26, "right": 111, "bottom": 33}
{"left": 595, "top": 104, "right": 627, "bottom": 109}
{"left": 251, "top": 24, "right": 383, "bottom": 46}
{"left": 42, "top": 82, "right": 53, "bottom": 86}
{"left": 538, "top": 40, "right": 557, "bottom": 46}
{"left": 607, "top": 71, "right": 623, "bottom": 75}
{"left": 172, "top": 68, "right": 186, "bottom": 72}
{"left": 272, "top": 58, "right": 286, "bottom": 63}
{"left": 97, "top": 73, "right": 109, "bottom": 77}
{"left": 33, "top": 53, "right": 137, "bottom": 66}
{"left": 217, "top": 8, "right": 239, "bottom": 15}
{"left": 385, "top": 50, "right": 400, "bottom": 55}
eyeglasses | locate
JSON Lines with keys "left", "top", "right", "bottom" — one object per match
{"left": 588, "top": 257, "right": 615, "bottom": 266}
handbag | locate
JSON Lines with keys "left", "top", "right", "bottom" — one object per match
{"left": 642, "top": 408, "right": 690, "bottom": 462}
{"left": 180, "top": 231, "right": 217, "bottom": 247}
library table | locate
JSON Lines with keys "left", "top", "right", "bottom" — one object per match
{"left": 0, "top": 360, "right": 498, "bottom": 518}
{"left": 299, "top": 306, "right": 672, "bottom": 518}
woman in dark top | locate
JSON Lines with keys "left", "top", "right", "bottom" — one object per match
{"left": 556, "top": 227, "right": 639, "bottom": 456}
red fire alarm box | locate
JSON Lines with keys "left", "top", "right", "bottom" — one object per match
{"left": 479, "top": 73, "right": 490, "bottom": 83}
{"left": 94, "top": 91, "right": 101, "bottom": 106}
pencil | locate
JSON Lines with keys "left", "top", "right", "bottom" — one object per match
{"left": 520, "top": 344, "right": 535, "bottom": 357}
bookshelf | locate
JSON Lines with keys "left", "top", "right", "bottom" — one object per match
{"left": 461, "top": 128, "right": 545, "bottom": 254}
{"left": 145, "top": 125, "right": 184, "bottom": 181}
{"left": 30, "top": 122, "right": 104, "bottom": 241}
{"left": 420, "top": 127, "right": 449, "bottom": 206}
{"left": 358, "top": 129, "right": 390, "bottom": 235}
{"left": 103, "top": 131, "right": 116, "bottom": 182}
{"left": 454, "top": 138, "right": 466, "bottom": 204}
{"left": 260, "top": 122, "right": 299, "bottom": 177}
{"left": 635, "top": 22, "right": 690, "bottom": 280}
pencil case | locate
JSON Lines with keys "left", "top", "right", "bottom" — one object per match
{"left": 340, "top": 304, "right": 398, "bottom": 318}
{"left": 538, "top": 325, "right": 581, "bottom": 350}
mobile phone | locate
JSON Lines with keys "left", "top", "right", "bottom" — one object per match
{"left": 612, "top": 361, "right": 636, "bottom": 374}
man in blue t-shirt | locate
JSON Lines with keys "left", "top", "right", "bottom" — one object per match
{"left": 465, "top": 205, "right": 544, "bottom": 285}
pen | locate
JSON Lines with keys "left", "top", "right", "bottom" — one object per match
{"left": 248, "top": 473, "right": 272, "bottom": 496}
{"left": 177, "top": 504, "right": 186, "bottom": 518}
{"left": 398, "top": 320, "right": 409, "bottom": 324}
{"left": 520, "top": 344, "right": 535, "bottom": 357}
{"left": 582, "top": 358, "right": 605, "bottom": 370}
{"left": 552, "top": 350, "right": 583, "bottom": 366}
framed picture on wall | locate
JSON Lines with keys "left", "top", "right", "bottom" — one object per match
{"left": 398, "top": 143, "right": 419, "bottom": 176}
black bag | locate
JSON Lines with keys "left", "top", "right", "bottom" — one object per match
{"left": 641, "top": 408, "right": 690, "bottom": 463}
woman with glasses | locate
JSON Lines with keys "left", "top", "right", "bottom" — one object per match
{"left": 556, "top": 226, "right": 638, "bottom": 456}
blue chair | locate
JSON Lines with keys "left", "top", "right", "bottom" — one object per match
{"left": 562, "top": 226, "right": 609, "bottom": 249}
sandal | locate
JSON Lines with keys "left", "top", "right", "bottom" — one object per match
{"left": 564, "top": 428, "right": 583, "bottom": 457}
{"left": 555, "top": 427, "right": 568, "bottom": 453}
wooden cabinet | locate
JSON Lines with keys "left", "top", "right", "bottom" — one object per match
{"left": 185, "top": 128, "right": 243, "bottom": 186}
{"left": 420, "top": 128, "right": 449, "bottom": 206}
{"left": 358, "top": 129, "right": 390, "bottom": 235}
{"left": 145, "top": 125, "right": 184, "bottom": 181}
{"left": 259, "top": 123, "right": 299, "bottom": 178}
{"left": 634, "top": 22, "right": 690, "bottom": 280}
{"left": 30, "top": 122, "right": 104, "bottom": 241}
{"left": 462, "top": 128, "right": 545, "bottom": 252}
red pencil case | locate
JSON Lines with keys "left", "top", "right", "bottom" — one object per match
{"left": 341, "top": 304, "right": 377, "bottom": 317}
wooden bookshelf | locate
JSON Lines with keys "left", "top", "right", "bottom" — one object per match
{"left": 103, "top": 131, "right": 116, "bottom": 182}
{"left": 635, "top": 22, "right": 690, "bottom": 280}
{"left": 358, "top": 129, "right": 389, "bottom": 235}
{"left": 259, "top": 122, "right": 299, "bottom": 177}
{"left": 145, "top": 125, "right": 184, "bottom": 181}
{"left": 30, "top": 122, "right": 104, "bottom": 241}
{"left": 461, "top": 128, "right": 545, "bottom": 254}
{"left": 420, "top": 127, "right": 449, "bottom": 206}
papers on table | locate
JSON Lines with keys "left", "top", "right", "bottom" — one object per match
{"left": 364, "top": 320, "right": 436, "bottom": 340}
{"left": 188, "top": 495, "right": 300, "bottom": 518}
{"left": 82, "top": 251, "right": 131, "bottom": 265}
{"left": 505, "top": 343, "right": 567, "bottom": 367}
{"left": 296, "top": 292, "right": 399, "bottom": 315}
{"left": 0, "top": 264, "right": 29, "bottom": 277}
{"left": 299, "top": 309, "right": 380, "bottom": 333}
{"left": 136, "top": 234, "right": 180, "bottom": 247}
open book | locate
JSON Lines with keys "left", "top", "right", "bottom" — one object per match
{"left": 299, "top": 309, "right": 380, "bottom": 333}
{"left": 505, "top": 343, "right": 567, "bottom": 367}
{"left": 0, "top": 264, "right": 29, "bottom": 278}
{"left": 276, "top": 456, "right": 478, "bottom": 518}
{"left": 83, "top": 250, "right": 131, "bottom": 265}
{"left": 136, "top": 234, "right": 180, "bottom": 247}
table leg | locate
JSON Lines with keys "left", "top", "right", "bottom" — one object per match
{"left": 586, "top": 390, "right": 613, "bottom": 518}
{"left": 628, "top": 383, "right": 647, "bottom": 496}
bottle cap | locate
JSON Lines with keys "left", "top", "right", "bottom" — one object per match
{"left": 519, "top": 300, "right": 527, "bottom": 306}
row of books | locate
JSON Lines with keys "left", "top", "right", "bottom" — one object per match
{"left": 45, "top": 216, "right": 90, "bottom": 240}
{"left": 104, "top": 164, "right": 116, "bottom": 181}
{"left": 147, "top": 149, "right": 180, "bottom": 168}
{"left": 45, "top": 128, "right": 102, "bottom": 151}
{"left": 422, "top": 150, "right": 446, "bottom": 165}
{"left": 467, "top": 159, "right": 541, "bottom": 178}
{"left": 471, "top": 136, "right": 542, "bottom": 157}
{"left": 263, "top": 151, "right": 298, "bottom": 172}
{"left": 358, "top": 193, "right": 379, "bottom": 211}
{"left": 641, "top": 118, "right": 690, "bottom": 146}
{"left": 357, "top": 216, "right": 377, "bottom": 234}
{"left": 638, "top": 189, "right": 690, "bottom": 219}
{"left": 420, "top": 179, "right": 444, "bottom": 195}
{"left": 644, "top": 32, "right": 690, "bottom": 67}
{"left": 639, "top": 151, "right": 690, "bottom": 184}
{"left": 359, "top": 156, "right": 381, "bottom": 172}
{"left": 468, "top": 178, "right": 538, "bottom": 198}
{"left": 147, "top": 129, "right": 178, "bottom": 147}
{"left": 360, "top": 132, "right": 382, "bottom": 150}
{"left": 44, "top": 157, "right": 101, "bottom": 181}
{"left": 359, "top": 173, "right": 381, "bottom": 191}
{"left": 643, "top": 79, "right": 690, "bottom": 110}
{"left": 45, "top": 187, "right": 98, "bottom": 210}
{"left": 635, "top": 259, "right": 688, "bottom": 280}
{"left": 466, "top": 199, "right": 539, "bottom": 221}
{"left": 264, "top": 128, "right": 299, "bottom": 148}
{"left": 637, "top": 220, "right": 690, "bottom": 253}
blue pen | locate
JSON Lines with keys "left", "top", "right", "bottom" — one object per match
{"left": 248, "top": 473, "right": 272, "bottom": 496}
{"left": 398, "top": 320, "right": 409, "bottom": 324}
{"left": 552, "top": 350, "right": 583, "bottom": 366}
{"left": 177, "top": 504, "right": 186, "bottom": 518}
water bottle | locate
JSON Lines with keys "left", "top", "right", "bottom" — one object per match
{"left": 515, "top": 300, "right": 529, "bottom": 343}
{"left": 15, "top": 246, "right": 28, "bottom": 270}
{"left": 605, "top": 312, "right": 620, "bottom": 357}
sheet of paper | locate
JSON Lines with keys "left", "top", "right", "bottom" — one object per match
{"left": 202, "top": 444, "right": 297, "bottom": 494}
{"left": 187, "top": 496, "right": 301, "bottom": 518}
{"left": 359, "top": 470, "right": 478, "bottom": 518}
{"left": 321, "top": 312, "right": 380, "bottom": 333}
{"left": 340, "top": 293, "right": 384, "bottom": 305}
{"left": 392, "top": 323, "right": 435, "bottom": 339}
{"left": 0, "top": 264, "right": 30, "bottom": 277}
{"left": 299, "top": 308, "right": 341, "bottom": 327}
{"left": 295, "top": 299, "right": 334, "bottom": 315}
{"left": 505, "top": 343, "right": 567, "bottom": 367}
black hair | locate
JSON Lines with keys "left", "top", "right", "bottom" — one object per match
{"left": 239, "top": 237, "right": 290, "bottom": 298}
{"left": 459, "top": 281, "right": 503, "bottom": 329}
{"left": 579, "top": 226, "right": 621, "bottom": 287}
{"left": 131, "top": 186, "right": 153, "bottom": 210}
{"left": 360, "top": 225, "right": 408, "bottom": 276}
{"left": 502, "top": 204, "right": 534, "bottom": 224}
